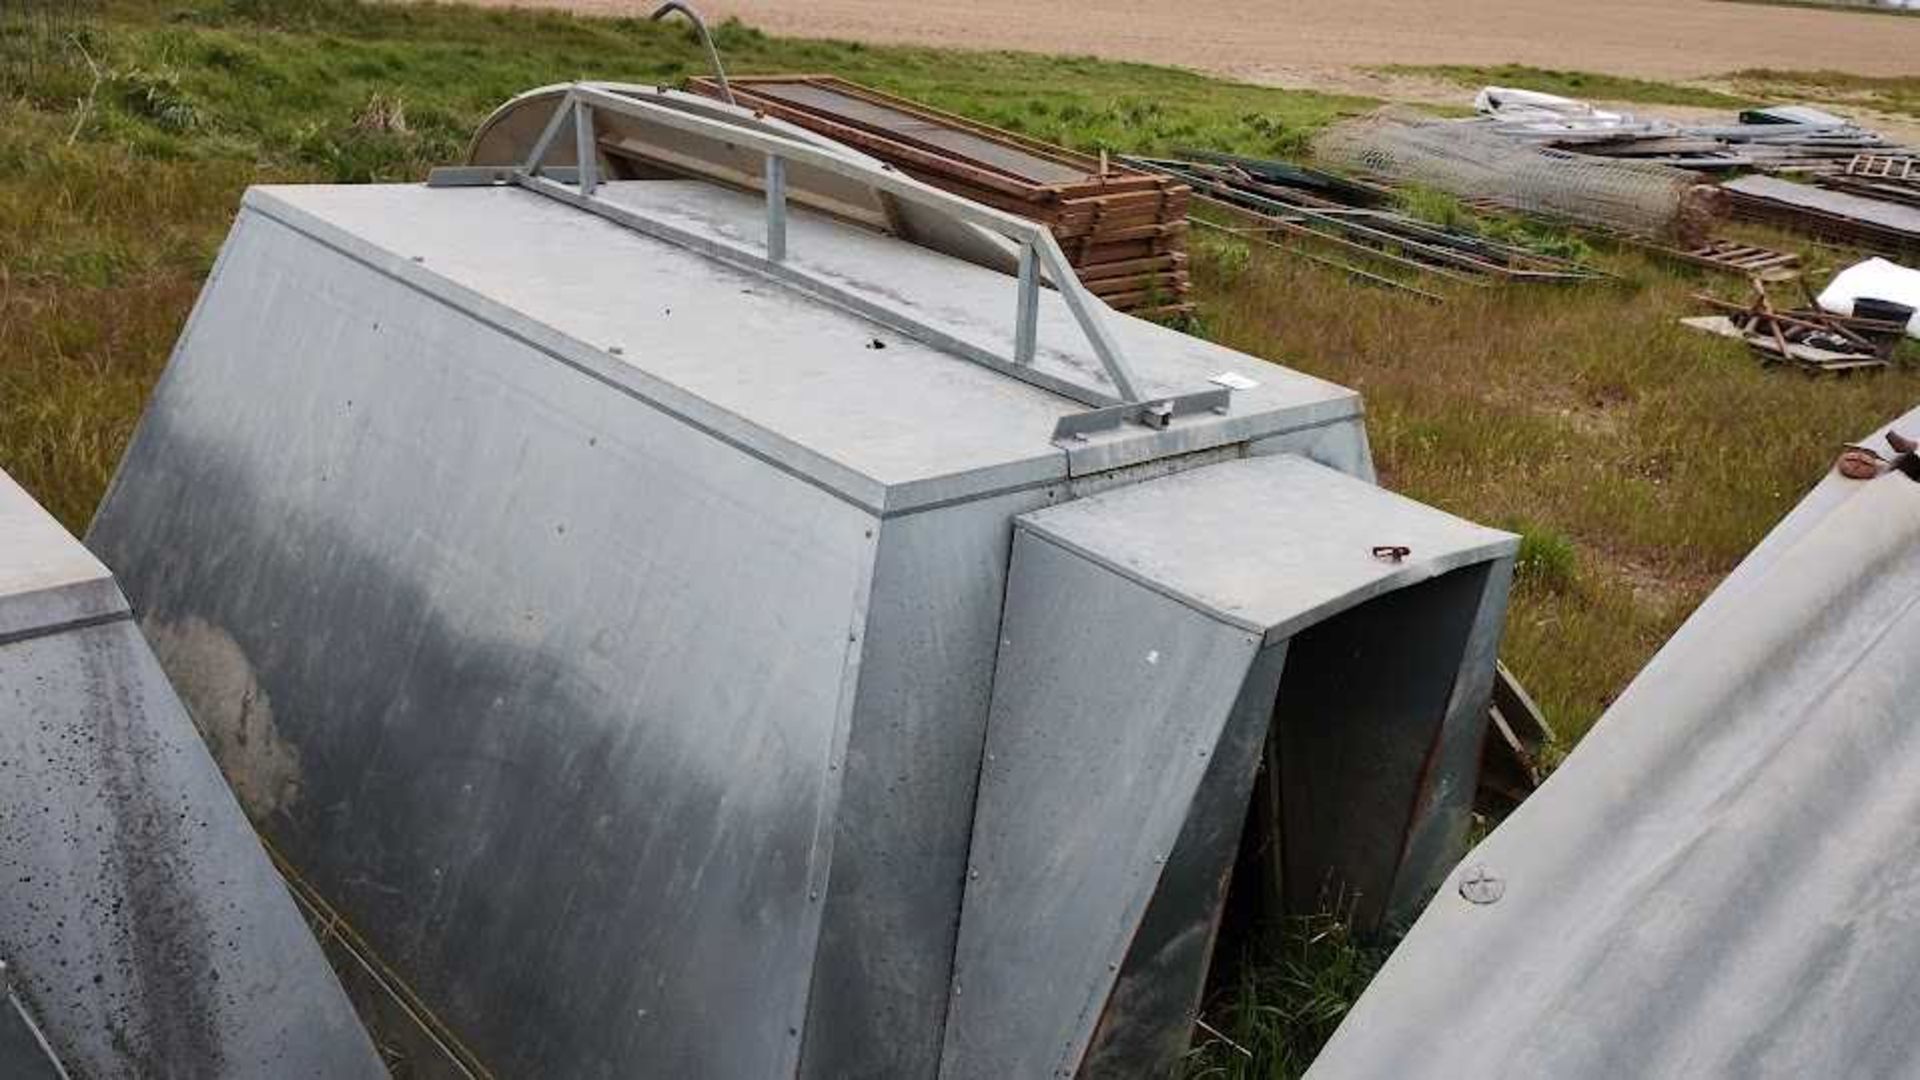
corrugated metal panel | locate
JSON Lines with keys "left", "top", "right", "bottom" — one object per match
{"left": 1310, "top": 404, "right": 1920, "bottom": 1079}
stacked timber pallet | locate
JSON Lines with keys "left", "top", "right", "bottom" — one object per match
{"left": 686, "top": 75, "right": 1191, "bottom": 316}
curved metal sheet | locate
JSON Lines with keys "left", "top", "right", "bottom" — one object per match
{"left": 1310, "top": 404, "right": 1920, "bottom": 1079}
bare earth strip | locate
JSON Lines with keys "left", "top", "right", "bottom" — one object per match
{"left": 464, "top": 0, "right": 1920, "bottom": 87}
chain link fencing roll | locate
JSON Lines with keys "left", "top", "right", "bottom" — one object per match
{"left": 1315, "top": 110, "right": 1724, "bottom": 245}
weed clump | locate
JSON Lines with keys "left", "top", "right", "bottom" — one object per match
{"left": 1183, "top": 907, "right": 1394, "bottom": 1080}
{"left": 1510, "top": 520, "right": 1579, "bottom": 594}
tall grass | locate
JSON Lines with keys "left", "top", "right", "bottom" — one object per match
{"left": 4, "top": 3, "right": 1919, "bottom": 1064}
{"left": 1184, "top": 909, "right": 1393, "bottom": 1079}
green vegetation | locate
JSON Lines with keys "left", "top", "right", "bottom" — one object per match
{"left": 1511, "top": 521, "right": 1580, "bottom": 594}
{"left": 1379, "top": 63, "right": 1755, "bottom": 109}
{"left": 1389, "top": 60, "right": 1920, "bottom": 122}
{"left": 1728, "top": 68, "right": 1920, "bottom": 119}
{"left": 1184, "top": 911, "right": 1393, "bottom": 1079}
{"left": 7, "top": 2, "right": 1920, "bottom": 1070}
{"left": 1395, "top": 186, "right": 1594, "bottom": 263}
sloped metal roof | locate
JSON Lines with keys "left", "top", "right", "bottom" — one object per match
{"left": 1310, "top": 403, "right": 1920, "bottom": 1078}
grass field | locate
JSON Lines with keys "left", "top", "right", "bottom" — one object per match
{"left": 1376, "top": 64, "right": 1758, "bottom": 109}
{"left": 5, "top": 1, "right": 1918, "bottom": 1074}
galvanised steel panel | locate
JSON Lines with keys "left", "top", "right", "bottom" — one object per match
{"left": 0, "top": 1001, "right": 62, "bottom": 1080}
{"left": 1310, "top": 405, "right": 1920, "bottom": 1079}
{"left": 0, "top": 619, "right": 384, "bottom": 1079}
{"left": 88, "top": 207, "right": 881, "bottom": 1077}
{"left": 944, "top": 454, "right": 1519, "bottom": 1078}
{"left": 940, "top": 527, "right": 1266, "bottom": 1079}
{"left": 241, "top": 180, "right": 1362, "bottom": 514}
{"left": 0, "top": 470, "right": 124, "bottom": 641}
{"left": 801, "top": 484, "right": 1060, "bottom": 1080}
{"left": 1079, "top": 641, "right": 1291, "bottom": 1074}
{"left": 1016, "top": 456, "right": 1518, "bottom": 645}
{"left": 1264, "top": 565, "right": 1495, "bottom": 929}
{"left": 1391, "top": 556, "right": 1515, "bottom": 913}
{"left": 2, "top": 463, "right": 378, "bottom": 1078}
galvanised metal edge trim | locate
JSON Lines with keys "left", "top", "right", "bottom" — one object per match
{"left": 0, "top": 578, "right": 128, "bottom": 646}
{"left": 238, "top": 190, "right": 1078, "bottom": 520}
{"left": 1012, "top": 492, "right": 1521, "bottom": 642}
{"left": 0, "top": 609, "right": 134, "bottom": 652}
{"left": 790, "top": 524, "right": 884, "bottom": 1072}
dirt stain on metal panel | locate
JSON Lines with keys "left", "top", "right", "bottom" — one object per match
{"left": 145, "top": 616, "right": 303, "bottom": 819}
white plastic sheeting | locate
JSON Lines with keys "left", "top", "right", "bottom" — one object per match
{"left": 1473, "top": 86, "right": 1635, "bottom": 129}
{"left": 1310, "top": 403, "right": 1920, "bottom": 1078}
{"left": 1817, "top": 257, "right": 1920, "bottom": 339}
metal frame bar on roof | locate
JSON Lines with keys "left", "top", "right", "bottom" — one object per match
{"left": 425, "top": 82, "right": 1232, "bottom": 432}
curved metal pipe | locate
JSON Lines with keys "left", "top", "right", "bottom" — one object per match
{"left": 649, "top": 1, "right": 734, "bottom": 105}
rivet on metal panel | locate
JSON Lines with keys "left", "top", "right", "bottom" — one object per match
{"left": 1459, "top": 865, "right": 1505, "bottom": 905}
{"left": 969, "top": 868, "right": 980, "bottom": 880}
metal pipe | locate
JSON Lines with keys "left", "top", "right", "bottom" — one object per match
{"left": 648, "top": 2, "right": 734, "bottom": 105}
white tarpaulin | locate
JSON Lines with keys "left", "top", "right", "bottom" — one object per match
{"left": 1817, "top": 257, "right": 1920, "bottom": 340}
{"left": 1310, "top": 404, "right": 1920, "bottom": 1078}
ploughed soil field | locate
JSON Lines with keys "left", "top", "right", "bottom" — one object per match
{"left": 457, "top": 0, "right": 1920, "bottom": 88}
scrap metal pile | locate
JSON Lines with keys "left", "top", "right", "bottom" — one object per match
{"left": 1473, "top": 91, "right": 1917, "bottom": 175}
{"left": 1124, "top": 150, "right": 1603, "bottom": 299}
{"left": 1683, "top": 278, "right": 1910, "bottom": 374}
{"left": 685, "top": 74, "right": 1194, "bottom": 315}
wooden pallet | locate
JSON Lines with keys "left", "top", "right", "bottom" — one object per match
{"left": 1666, "top": 239, "right": 1802, "bottom": 280}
